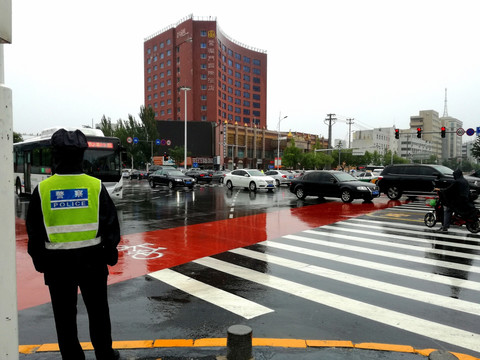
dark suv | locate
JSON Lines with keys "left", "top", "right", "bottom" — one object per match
{"left": 377, "top": 164, "right": 480, "bottom": 200}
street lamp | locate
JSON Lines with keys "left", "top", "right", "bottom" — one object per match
{"left": 277, "top": 113, "right": 288, "bottom": 169}
{"left": 179, "top": 86, "right": 191, "bottom": 170}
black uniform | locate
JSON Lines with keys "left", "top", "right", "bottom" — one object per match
{"left": 26, "top": 129, "right": 121, "bottom": 360}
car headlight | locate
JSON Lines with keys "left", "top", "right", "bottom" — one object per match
{"left": 356, "top": 186, "right": 368, "bottom": 191}
{"left": 174, "top": 178, "right": 183, "bottom": 181}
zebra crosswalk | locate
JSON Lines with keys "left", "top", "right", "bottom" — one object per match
{"left": 148, "top": 201, "right": 480, "bottom": 356}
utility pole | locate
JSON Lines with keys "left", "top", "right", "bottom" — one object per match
{"left": 324, "top": 113, "right": 337, "bottom": 150}
{"left": 346, "top": 118, "right": 354, "bottom": 148}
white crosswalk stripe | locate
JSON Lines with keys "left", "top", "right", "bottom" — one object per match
{"left": 148, "top": 200, "right": 480, "bottom": 355}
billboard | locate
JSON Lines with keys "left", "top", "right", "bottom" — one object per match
{"left": 155, "top": 121, "right": 215, "bottom": 157}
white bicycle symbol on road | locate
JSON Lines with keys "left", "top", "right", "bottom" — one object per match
{"left": 118, "top": 243, "right": 167, "bottom": 260}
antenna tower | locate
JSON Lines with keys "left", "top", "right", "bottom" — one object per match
{"left": 443, "top": 88, "right": 448, "bottom": 117}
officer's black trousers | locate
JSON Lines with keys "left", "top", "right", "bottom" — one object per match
{"left": 47, "top": 264, "right": 115, "bottom": 360}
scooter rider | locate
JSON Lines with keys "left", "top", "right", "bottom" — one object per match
{"left": 434, "top": 168, "right": 476, "bottom": 232}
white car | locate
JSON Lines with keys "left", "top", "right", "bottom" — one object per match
{"left": 224, "top": 169, "right": 276, "bottom": 192}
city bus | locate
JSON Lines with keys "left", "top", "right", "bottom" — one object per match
{"left": 13, "top": 127, "right": 125, "bottom": 200}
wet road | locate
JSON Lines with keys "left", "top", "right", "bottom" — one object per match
{"left": 15, "top": 180, "right": 480, "bottom": 359}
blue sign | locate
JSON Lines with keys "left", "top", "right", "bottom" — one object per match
{"left": 133, "top": 137, "right": 139, "bottom": 144}
{"left": 155, "top": 139, "right": 161, "bottom": 145}
{"left": 477, "top": 127, "right": 480, "bottom": 136}
{"left": 466, "top": 128, "right": 475, "bottom": 136}
{"left": 193, "top": 163, "right": 198, "bottom": 168}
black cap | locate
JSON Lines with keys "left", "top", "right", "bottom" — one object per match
{"left": 50, "top": 129, "right": 88, "bottom": 150}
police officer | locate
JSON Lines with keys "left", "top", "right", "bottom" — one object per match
{"left": 26, "top": 129, "right": 121, "bottom": 360}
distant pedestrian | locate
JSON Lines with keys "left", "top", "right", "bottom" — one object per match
{"left": 26, "top": 128, "right": 121, "bottom": 360}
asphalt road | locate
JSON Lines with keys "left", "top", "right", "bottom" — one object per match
{"left": 16, "top": 180, "right": 480, "bottom": 359}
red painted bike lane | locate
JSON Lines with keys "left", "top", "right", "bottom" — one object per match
{"left": 16, "top": 200, "right": 400, "bottom": 310}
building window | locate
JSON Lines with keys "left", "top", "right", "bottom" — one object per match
{"left": 253, "top": 77, "right": 260, "bottom": 84}
{"left": 201, "top": 105, "right": 207, "bottom": 111}
{"left": 201, "top": 74, "right": 207, "bottom": 80}
{"left": 253, "top": 59, "right": 261, "bottom": 65}
{"left": 200, "top": 30, "right": 207, "bottom": 37}
{"left": 253, "top": 68, "right": 261, "bottom": 75}
{"left": 243, "top": 56, "right": 250, "bottom": 63}
{"left": 200, "top": 53, "right": 207, "bottom": 59}
{"left": 201, "top": 43, "right": 207, "bottom": 48}
{"left": 201, "top": 95, "right": 207, "bottom": 101}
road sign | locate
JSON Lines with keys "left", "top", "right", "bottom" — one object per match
{"left": 456, "top": 128, "right": 465, "bottom": 136}
{"left": 155, "top": 139, "right": 161, "bottom": 145}
{"left": 166, "top": 140, "right": 172, "bottom": 146}
{"left": 477, "top": 127, "right": 480, "bottom": 136}
{"left": 127, "top": 136, "right": 133, "bottom": 144}
{"left": 466, "top": 128, "right": 475, "bottom": 136}
{"left": 133, "top": 137, "right": 139, "bottom": 144}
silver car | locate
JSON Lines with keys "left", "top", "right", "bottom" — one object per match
{"left": 264, "top": 170, "right": 295, "bottom": 186}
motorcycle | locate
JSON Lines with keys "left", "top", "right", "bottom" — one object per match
{"left": 424, "top": 193, "right": 480, "bottom": 233}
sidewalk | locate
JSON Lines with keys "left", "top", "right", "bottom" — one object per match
{"left": 19, "top": 338, "right": 477, "bottom": 360}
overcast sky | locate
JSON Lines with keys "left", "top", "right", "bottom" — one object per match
{"left": 4, "top": 0, "right": 480, "bottom": 143}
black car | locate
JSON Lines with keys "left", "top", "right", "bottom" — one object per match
{"left": 130, "top": 170, "right": 147, "bottom": 180}
{"left": 149, "top": 169, "right": 196, "bottom": 190}
{"left": 289, "top": 170, "right": 380, "bottom": 203}
{"left": 377, "top": 164, "right": 480, "bottom": 200}
{"left": 185, "top": 168, "right": 213, "bottom": 183}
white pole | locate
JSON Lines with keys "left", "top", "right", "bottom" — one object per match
{"left": 184, "top": 89, "right": 187, "bottom": 170}
{"left": 277, "top": 113, "right": 287, "bottom": 170}
{"left": 0, "top": 7, "right": 19, "bottom": 356}
{"left": 181, "top": 87, "right": 190, "bottom": 170}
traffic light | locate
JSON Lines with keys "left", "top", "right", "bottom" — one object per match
{"left": 417, "top": 128, "right": 422, "bottom": 138}
{"left": 394, "top": 128, "right": 399, "bottom": 139}
{"left": 441, "top": 126, "right": 446, "bottom": 138}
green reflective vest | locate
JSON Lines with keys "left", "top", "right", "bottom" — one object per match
{"left": 39, "top": 174, "right": 101, "bottom": 250}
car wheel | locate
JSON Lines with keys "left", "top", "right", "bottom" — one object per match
{"left": 226, "top": 180, "right": 233, "bottom": 190}
{"left": 275, "top": 179, "right": 280, "bottom": 187}
{"left": 341, "top": 189, "right": 354, "bottom": 203}
{"left": 466, "top": 220, "right": 480, "bottom": 233}
{"left": 424, "top": 212, "right": 436, "bottom": 227}
{"left": 149, "top": 180, "right": 156, "bottom": 188}
{"left": 249, "top": 181, "right": 257, "bottom": 192}
{"left": 168, "top": 181, "right": 175, "bottom": 190}
{"left": 387, "top": 186, "right": 402, "bottom": 200}
{"left": 295, "top": 187, "right": 306, "bottom": 200}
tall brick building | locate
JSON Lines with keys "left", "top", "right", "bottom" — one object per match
{"left": 144, "top": 15, "right": 273, "bottom": 169}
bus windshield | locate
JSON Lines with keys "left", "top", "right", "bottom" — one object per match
{"left": 83, "top": 148, "right": 122, "bottom": 183}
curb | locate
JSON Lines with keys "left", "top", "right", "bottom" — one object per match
{"left": 18, "top": 339, "right": 480, "bottom": 360}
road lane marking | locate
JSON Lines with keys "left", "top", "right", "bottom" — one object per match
{"left": 284, "top": 233, "right": 480, "bottom": 274}
{"left": 194, "top": 256, "right": 480, "bottom": 354}
{"left": 316, "top": 226, "right": 480, "bottom": 261}
{"left": 148, "top": 268, "right": 274, "bottom": 319}
{"left": 229, "top": 247, "right": 480, "bottom": 316}
{"left": 258, "top": 240, "right": 480, "bottom": 291}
